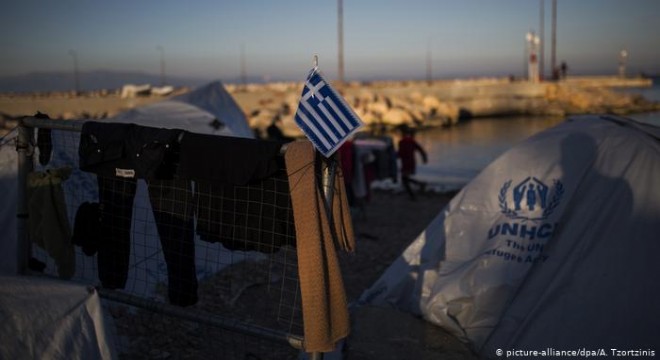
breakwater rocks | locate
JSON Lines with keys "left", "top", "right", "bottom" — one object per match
{"left": 1, "top": 76, "right": 657, "bottom": 138}
{"left": 230, "top": 76, "right": 659, "bottom": 137}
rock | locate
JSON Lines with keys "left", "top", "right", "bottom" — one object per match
{"left": 409, "top": 91, "right": 424, "bottom": 103}
{"left": 355, "top": 108, "right": 380, "bottom": 125}
{"left": 434, "top": 102, "right": 460, "bottom": 125}
{"left": 422, "top": 95, "right": 442, "bottom": 113}
{"left": 367, "top": 100, "right": 389, "bottom": 117}
{"left": 382, "top": 108, "right": 413, "bottom": 126}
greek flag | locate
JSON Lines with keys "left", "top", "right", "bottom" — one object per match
{"left": 294, "top": 68, "right": 363, "bottom": 157}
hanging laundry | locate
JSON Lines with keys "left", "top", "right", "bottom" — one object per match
{"left": 194, "top": 170, "right": 295, "bottom": 253}
{"left": 177, "top": 132, "right": 295, "bottom": 253}
{"left": 34, "top": 112, "right": 53, "bottom": 166}
{"left": 79, "top": 122, "right": 197, "bottom": 306}
{"left": 27, "top": 167, "right": 74, "bottom": 279}
{"left": 79, "top": 121, "right": 184, "bottom": 180}
{"left": 71, "top": 201, "right": 102, "bottom": 256}
{"left": 176, "top": 132, "right": 281, "bottom": 184}
{"left": 147, "top": 179, "right": 198, "bottom": 307}
{"left": 284, "top": 140, "right": 355, "bottom": 352}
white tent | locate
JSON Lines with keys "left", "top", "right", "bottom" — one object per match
{"left": 111, "top": 80, "right": 253, "bottom": 138}
{"left": 171, "top": 80, "right": 253, "bottom": 138}
{"left": 361, "top": 115, "right": 660, "bottom": 356}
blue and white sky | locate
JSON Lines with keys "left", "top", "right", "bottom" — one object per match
{"left": 1, "top": 0, "right": 659, "bottom": 82}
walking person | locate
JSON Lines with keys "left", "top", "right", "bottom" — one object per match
{"left": 398, "top": 125, "right": 427, "bottom": 200}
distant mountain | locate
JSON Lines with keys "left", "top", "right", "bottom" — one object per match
{"left": 0, "top": 70, "right": 217, "bottom": 93}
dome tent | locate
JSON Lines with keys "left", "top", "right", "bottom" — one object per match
{"left": 111, "top": 80, "right": 253, "bottom": 138}
{"left": 361, "top": 115, "right": 660, "bottom": 356}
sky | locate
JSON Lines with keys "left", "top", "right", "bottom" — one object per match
{"left": 1, "top": 0, "right": 659, "bottom": 82}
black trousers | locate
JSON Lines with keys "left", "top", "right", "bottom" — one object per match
{"left": 97, "top": 176, "right": 198, "bottom": 306}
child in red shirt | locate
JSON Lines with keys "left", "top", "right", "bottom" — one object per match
{"left": 398, "top": 126, "right": 427, "bottom": 200}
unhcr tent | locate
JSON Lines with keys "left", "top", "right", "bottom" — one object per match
{"left": 361, "top": 115, "right": 660, "bottom": 356}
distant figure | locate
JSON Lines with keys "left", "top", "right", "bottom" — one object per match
{"left": 560, "top": 61, "right": 568, "bottom": 79}
{"left": 266, "top": 115, "right": 294, "bottom": 143}
{"left": 552, "top": 67, "right": 561, "bottom": 81}
{"left": 398, "top": 126, "right": 428, "bottom": 200}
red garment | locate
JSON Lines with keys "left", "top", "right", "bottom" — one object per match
{"left": 338, "top": 140, "right": 354, "bottom": 184}
{"left": 398, "top": 135, "right": 427, "bottom": 176}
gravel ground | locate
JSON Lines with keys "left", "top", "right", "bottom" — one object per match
{"left": 338, "top": 189, "right": 477, "bottom": 359}
{"left": 339, "top": 189, "right": 456, "bottom": 303}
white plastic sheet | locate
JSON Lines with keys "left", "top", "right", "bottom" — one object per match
{"left": 0, "top": 275, "right": 117, "bottom": 359}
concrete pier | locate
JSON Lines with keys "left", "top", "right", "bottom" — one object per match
{"left": 232, "top": 76, "right": 658, "bottom": 135}
{"left": 0, "top": 76, "right": 657, "bottom": 138}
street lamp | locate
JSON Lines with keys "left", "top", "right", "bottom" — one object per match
{"left": 68, "top": 49, "right": 80, "bottom": 95}
{"left": 156, "top": 46, "right": 166, "bottom": 86}
{"left": 337, "top": 0, "right": 344, "bottom": 84}
{"left": 618, "top": 49, "right": 628, "bottom": 78}
{"left": 426, "top": 38, "right": 432, "bottom": 86}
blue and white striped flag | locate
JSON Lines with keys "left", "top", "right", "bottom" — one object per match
{"left": 294, "top": 67, "right": 363, "bottom": 157}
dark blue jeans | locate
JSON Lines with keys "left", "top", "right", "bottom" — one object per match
{"left": 97, "top": 176, "right": 198, "bottom": 307}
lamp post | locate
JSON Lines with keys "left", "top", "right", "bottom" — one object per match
{"left": 551, "top": 0, "right": 557, "bottom": 79}
{"left": 68, "top": 49, "right": 80, "bottom": 95}
{"left": 618, "top": 49, "right": 628, "bottom": 78}
{"left": 156, "top": 45, "right": 166, "bottom": 86}
{"left": 240, "top": 43, "right": 247, "bottom": 90}
{"left": 337, "top": 0, "right": 344, "bottom": 84}
{"left": 539, "top": 0, "right": 545, "bottom": 80}
{"left": 426, "top": 39, "right": 432, "bottom": 86}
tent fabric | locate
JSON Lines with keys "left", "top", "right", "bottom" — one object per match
{"left": 111, "top": 80, "right": 253, "bottom": 139}
{"left": 0, "top": 139, "right": 19, "bottom": 274}
{"left": 360, "top": 115, "right": 660, "bottom": 356}
{"left": 173, "top": 80, "right": 253, "bottom": 138}
{"left": 0, "top": 275, "right": 117, "bottom": 360}
{"left": 109, "top": 100, "right": 234, "bottom": 137}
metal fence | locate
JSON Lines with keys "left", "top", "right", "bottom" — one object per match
{"left": 16, "top": 116, "right": 333, "bottom": 359}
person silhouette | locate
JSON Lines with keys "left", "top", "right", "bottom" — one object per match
{"left": 397, "top": 125, "right": 428, "bottom": 201}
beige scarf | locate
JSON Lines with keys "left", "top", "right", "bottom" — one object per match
{"left": 285, "top": 140, "right": 355, "bottom": 352}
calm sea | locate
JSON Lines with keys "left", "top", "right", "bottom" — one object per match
{"left": 410, "top": 80, "right": 660, "bottom": 190}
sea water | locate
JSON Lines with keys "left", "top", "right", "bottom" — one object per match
{"left": 409, "top": 79, "right": 660, "bottom": 190}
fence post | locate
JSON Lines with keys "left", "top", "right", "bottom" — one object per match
{"left": 322, "top": 155, "right": 338, "bottom": 218}
{"left": 16, "top": 120, "right": 33, "bottom": 275}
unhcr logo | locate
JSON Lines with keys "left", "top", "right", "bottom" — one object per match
{"left": 487, "top": 177, "right": 564, "bottom": 264}
{"left": 499, "top": 177, "right": 564, "bottom": 221}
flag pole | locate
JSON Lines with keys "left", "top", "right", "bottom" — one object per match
{"left": 310, "top": 54, "right": 338, "bottom": 223}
